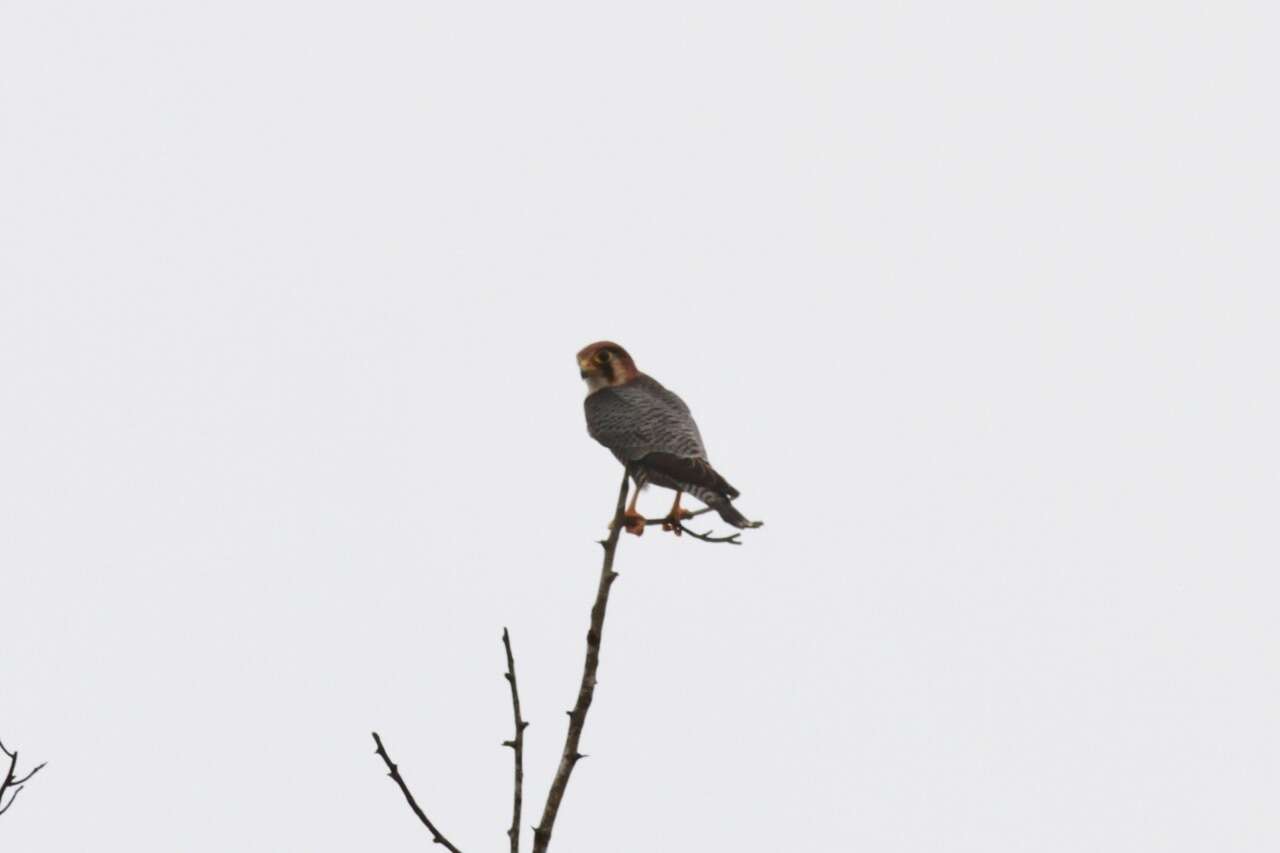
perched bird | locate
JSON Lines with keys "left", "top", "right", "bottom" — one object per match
{"left": 578, "top": 341, "right": 763, "bottom": 536}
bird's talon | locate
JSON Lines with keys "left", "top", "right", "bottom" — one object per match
{"left": 660, "top": 514, "right": 687, "bottom": 535}
{"left": 622, "top": 511, "right": 646, "bottom": 536}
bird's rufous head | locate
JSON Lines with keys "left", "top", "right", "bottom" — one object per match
{"left": 577, "top": 341, "right": 639, "bottom": 392}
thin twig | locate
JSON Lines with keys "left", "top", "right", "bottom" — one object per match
{"left": 9, "top": 764, "right": 46, "bottom": 788}
{"left": 0, "top": 787, "right": 23, "bottom": 817}
{"left": 501, "top": 628, "right": 528, "bottom": 853}
{"left": 670, "top": 524, "right": 743, "bottom": 545}
{"left": 371, "top": 732, "right": 465, "bottom": 853}
{"left": 0, "top": 739, "right": 44, "bottom": 818}
{"left": 638, "top": 505, "right": 744, "bottom": 545}
{"left": 531, "top": 471, "right": 630, "bottom": 853}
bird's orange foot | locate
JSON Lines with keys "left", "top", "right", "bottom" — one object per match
{"left": 660, "top": 508, "right": 696, "bottom": 535}
{"left": 622, "top": 510, "right": 646, "bottom": 536}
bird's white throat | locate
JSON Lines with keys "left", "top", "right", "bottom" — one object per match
{"left": 582, "top": 374, "right": 612, "bottom": 394}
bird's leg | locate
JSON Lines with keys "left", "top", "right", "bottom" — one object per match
{"left": 661, "top": 491, "right": 696, "bottom": 535}
{"left": 622, "top": 484, "right": 646, "bottom": 536}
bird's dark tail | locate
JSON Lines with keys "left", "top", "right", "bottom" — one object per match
{"left": 712, "top": 498, "right": 763, "bottom": 530}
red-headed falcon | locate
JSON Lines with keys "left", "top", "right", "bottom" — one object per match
{"left": 578, "top": 341, "right": 763, "bottom": 536}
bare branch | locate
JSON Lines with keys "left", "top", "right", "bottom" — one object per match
{"left": 10, "top": 763, "right": 46, "bottom": 787}
{"left": 639, "top": 506, "right": 744, "bottom": 545}
{"left": 370, "top": 732, "right": 465, "bottom": 853}
{"left": 501, "top": 628, "right": 527, "bottom": 853}
{"left": 667, "top": 524, "right": 743, "bottom": 545}
{"left": 531, "top": 471, "right": 630, "bottom": 853}
{"left": 368, "top": 474, "right": 754, "bottom": 850}
{"left": 0, "top": 740, "right": 44, "bottom": 820}
{"left": 0, "top": 786, "right": 23, "bottom": 817}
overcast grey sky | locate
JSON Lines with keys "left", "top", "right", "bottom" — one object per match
{"left": 2, "top": 2, "right": 1277, "bottom": 851}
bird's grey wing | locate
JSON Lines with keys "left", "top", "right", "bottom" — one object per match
{"left": 624, "top": 375, "right": 707, "bottom": 458}
{"left": 584, "top": 377, "right": 707, "bottom": 461}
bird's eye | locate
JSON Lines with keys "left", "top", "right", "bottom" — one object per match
{"left": 595, "top": 350, "right": 612, "bottom": 364}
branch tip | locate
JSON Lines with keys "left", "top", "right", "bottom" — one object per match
{"left": 502, "top": 623, "right": 526, "bottom": 853}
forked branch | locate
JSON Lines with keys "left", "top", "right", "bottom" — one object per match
{"left": 371, "top": 472, "right": 739, "bottom": 851}
{"left": 640, "top": 505, "right": 745, "bottom": 545}
{"left": 0, "top": 739, "right": 45, "bottom": 818}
